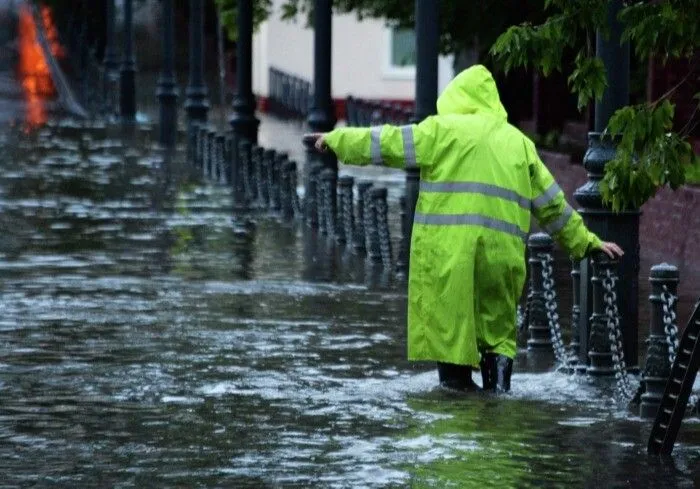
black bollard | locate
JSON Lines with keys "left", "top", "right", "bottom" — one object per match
{"left": 526, "top": 233, "right": 554, "bottom": 351}
{"left": 207, "top": 128, "right": 217, "bottom": 180}
{"left": 215, "top": 134, "right": 226, "bottom": 183}
{"left": 252, "top": 146, "right": 266, "bottom": 206}
{"left": 288, "top": 161, "right": 303, "bottom": 219}
{"left": 262, "top": 149, "right": 277, "bottom": 209}
{"left": 337, "top": 176, "right": 355, "bottom": 244}
{"left": 189, "top": 121, "right": 201, "bottom": 167}
{"left": 226, "top": 132, "right": 240, "bottom": 188}
{"left": 320, "top": 169, "right": 337, "bottom": 237}
{"left": 363, "top": 184, "right": 381, "bottom": 261}
{"left": 355, "top": 181, "right": 373, "bottom": 251}
{"left": 372, "top": 187, "right": 393, "bottom": 267}
{"left": 157, "top": 0, "right": 178, "bottom": 148}
{"left": 587, "top": 252, "right": 619, "bottom": 376}
{"left": 119, "top": 0, "right": 136, "bottom": 123}
{"left": 271, "top": 153, "right": 287, "bottom": 212}
{"left": 235, "top": 140, "right": 252, "bottom": 207}
{"left": 397, "top": 195, "right": 408, "bottom": 274}
{"left": 305, "top": 162, "right": 323, "bottom": 228}
{"left": 280, "top": 160, "right": 297, "bottom": 221}
{"left": 640, "top": 264, "right": 680, "bottom": 418}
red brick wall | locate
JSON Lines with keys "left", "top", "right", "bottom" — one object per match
{"left": 540, "top": 150, "right": 700, "bottom": 274}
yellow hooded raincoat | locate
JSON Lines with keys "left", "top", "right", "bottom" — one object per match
{"left": 324, "top": 65, "right": 602, "bottom": 367}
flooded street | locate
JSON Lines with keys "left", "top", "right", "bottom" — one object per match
{"left": 0, "top": 119, "right": 698, "bottom": 488}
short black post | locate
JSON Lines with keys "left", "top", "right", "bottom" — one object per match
{"left": 526, "top": 233, "right": 554, "bottom": 351}
{"left": 119, "top": 0, "right": 136, "bottom": 123}
{"left": 363, "top": 185, "right": 381, "bottom": 262}
{"left": 102, "top": 0, "right": 119, "bottom": 116}
{"left": 587, "top": 252, "right": 618, "bottom": 376}
{"left": 570, "top": 259, "right": 582, "bottom": 357}
{"left": 337, "top": 176, "right": 354, "bottom": 244}
{"left": 215, "top": 134, "right": 226, "bottom": 183}
{"left": 252, "top": 146, "right": 267, "bottom": 206}
{"left": 185, "top": 0, "right": 210, "bottom": 127}
{"left": 372, "top": 187, "right": 393, "bottom": 267}
{"left": 207, "top": 128, "right": 217, "bottom": 180}
{"left": 263, "top": 149, "right": 277, "bottom": 209}
{"left": 640, "top": 264, "right": 680, "bottom": 418}
{"left": 235, "top": 140, "right": 252, "bottom": 207}
{"left": 320, "top": 169, "right": 337, "bottom": 237}
{"left": 305, "top": 162, "right": 323, "bottom": 228}
{"left": 288, "top": 161, "right": 302, "bottom": 218}
{"left": 271, "top": 153, "right": 287, "bottom": 212}
{"left": 230, "top": 0, "right": 260, "bottom": 142}
{"left": 355, "top": 181, "right": 373, "bottom": 251}
{"left": 157, "top": 0, "right": 178, "bottom": 148}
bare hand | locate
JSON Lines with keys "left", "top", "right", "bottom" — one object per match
{"left": 303, "top": 133, "right": 328, "bottom": 153}
{"left": 599, "top": 241, "right": 624, "bottom": 259}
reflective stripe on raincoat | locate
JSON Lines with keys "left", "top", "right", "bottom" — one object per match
{"left": 324, "top": 65, "right": 602, "bottom": 367}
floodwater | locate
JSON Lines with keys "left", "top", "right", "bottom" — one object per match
{"left": 0, "top": 117, "right": 698, "bottom": 489}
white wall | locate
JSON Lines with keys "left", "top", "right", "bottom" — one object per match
{"left": 253, "top": 2, "right": 454, "bottom": 101}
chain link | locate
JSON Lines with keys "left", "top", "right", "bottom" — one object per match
{"left": 661, "top": 284, "right": 679, "bottom": 365}
{"left": 602, "top": 269, "right": 638, "bottom": 402}
{"left": 539, "top": 253, "right": 577, "bottom": 370}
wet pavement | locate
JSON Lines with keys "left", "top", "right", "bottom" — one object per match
{"left": 0, "top": 115, "right": 698, "bottom": 488}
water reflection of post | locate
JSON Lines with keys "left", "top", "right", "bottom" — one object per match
{"left": 157, "top": 0, "right": 178, "bottom": 149}
{"left": 119, "top": 0, "right": 136, "bottom": 125}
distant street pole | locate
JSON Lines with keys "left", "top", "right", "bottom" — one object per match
{"left": 185, "top": 0, "right": 210, "bottom": 126}
{"left": 157, "top": 0, "right": 178, "bottom": 147}
{"left": 400, "top": 0, "right": 439, "bottom": 272}
{"left": 229, "top": 0, "right": 259, "bottom": 143}
{"left": 119, "top": 0, "right": 137, "bottom": 123}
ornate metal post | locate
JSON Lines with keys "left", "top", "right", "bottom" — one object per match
{"left": 157, "top": 0, "right": 178, "bottom": 148}
{"left": 401, "top": 0, "right": 439, "bottom": 272}
{"left": 102, "top": 0, "right": 120, "bottom": 116}
{"left": 186, "top": 0, "right": 210, "bottom": 126}
{"left": 526, "top": 233, "right": 554, "bottom": 351}
{"left": 119, "top": 0, "right": 136, "bottom": 123}
{"left": 230, "top": 0, "right": 260, "bottom": 143}
{"left": 574, "top": 0, "right": 638, "bottom": 369}
{"left": 305, "top": 0, "right": 337, "bottom": 200}
{"left": 640, "top": 264, "right": 679, "bottom": 418}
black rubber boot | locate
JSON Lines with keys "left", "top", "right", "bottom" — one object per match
{"left": 437, "top": 362, "right": 479, "bottom": 391}
{"left": 479, "top": 353, "right": 513, "bottom": 393}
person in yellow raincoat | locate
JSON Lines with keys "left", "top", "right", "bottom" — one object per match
{"left": 305, "top": 65, "right": 623, "bottom": 392}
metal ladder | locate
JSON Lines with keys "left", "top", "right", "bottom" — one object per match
{"left": 647, "top": 298, "right": 700, "bottom": 456}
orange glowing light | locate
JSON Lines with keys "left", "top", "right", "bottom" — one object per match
{"left": 17, "top": 4, "right": 63, "bottom": 129}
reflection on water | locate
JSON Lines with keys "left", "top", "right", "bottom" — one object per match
{"left": 0, "top": 121, "right": 698, "bottom": 488}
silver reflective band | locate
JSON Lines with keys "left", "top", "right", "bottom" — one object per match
{"left": 401, "top": 125, "right": 417, "bottom": 169}
{"left": 544, "top": 204, "right": 574, "bottom": 235}
{"left": 420, "top": 181, "right": 530, "bottom": 210}
{"left": 532, "top": 181, "right": 563, "bottom": 210}
{"left": 414, "top": 212, "right": 527, "bottom": 240}
{"left": 370, "top": 126, "right": 383, "bottom": 165}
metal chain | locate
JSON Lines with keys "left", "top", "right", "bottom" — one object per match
{"left": 539, "top": 253, "right": 576, "bottom": 370}
{"left": 602, "top": 269, "right": 637, "bottom": 402}
{"left": 661, "top": 284, "right": 679, "bottom": 365}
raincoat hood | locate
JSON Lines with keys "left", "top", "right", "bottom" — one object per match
{"left": 436, "top": 64, "right": 508, "bottom": 120}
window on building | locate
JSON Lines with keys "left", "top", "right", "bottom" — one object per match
{"left": 390, "top": 28, "right": 416, "bottom": 68}
{"left": 384, "top": 27, "right": 416, "bottom": 79}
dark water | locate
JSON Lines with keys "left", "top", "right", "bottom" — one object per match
{"left": 0, "top": 120, "right": 698, "bottom": 488}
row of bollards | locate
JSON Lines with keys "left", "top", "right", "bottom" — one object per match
{"left": 345, "top": 96, "right": 414, "bottom": 127}
{"left": 523, "top": 232, "right": 690, "bottom": 419}
{"left": 189, "top": 123, "right": 396, "bottom": 269}
{"left": 268, "top": 67, "right": 313, "bottom": 119}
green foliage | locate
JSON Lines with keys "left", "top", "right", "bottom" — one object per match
{"left": 490, "top": 0, "right": 699, "bottom": 211}
{"left": 214, "top": 0, "right": 273, "bottom": 41}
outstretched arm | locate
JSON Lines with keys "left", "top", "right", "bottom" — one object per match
{"left": 304, "top": 119, "right": 438, "bottom": 170}
{"left": 527, "top": 144, "right": 623, "bottom": 260}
